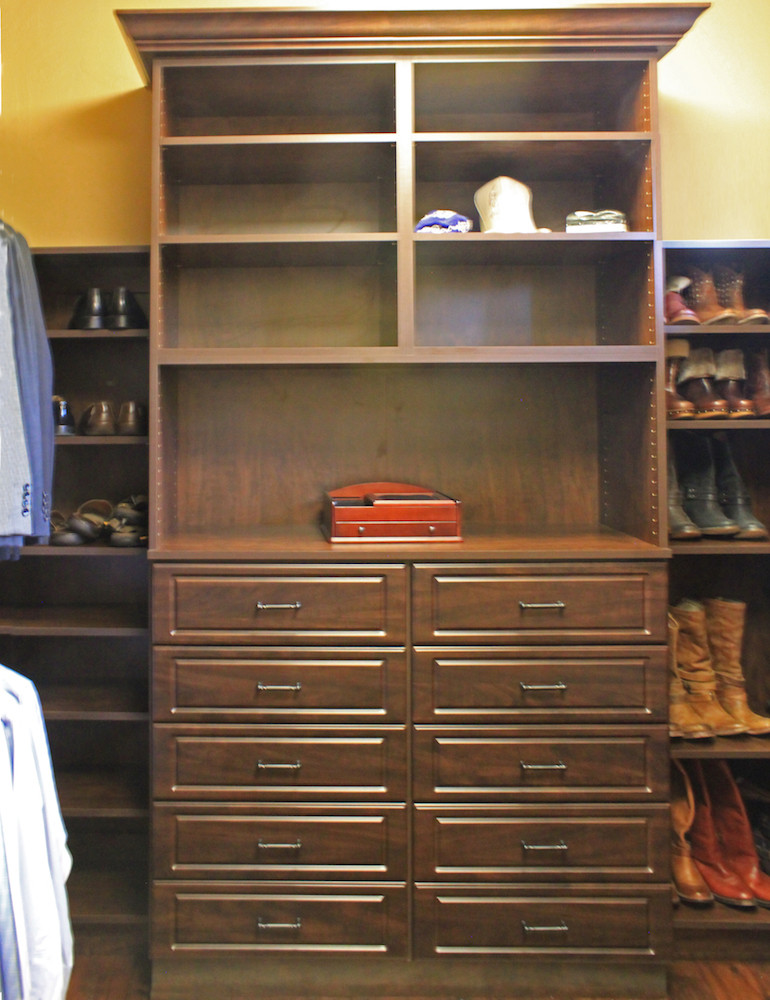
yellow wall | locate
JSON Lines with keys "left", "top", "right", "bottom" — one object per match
{"left": 1, "top": 0, "right": 769, "bottom": 246}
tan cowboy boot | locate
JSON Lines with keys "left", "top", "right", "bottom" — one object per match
{"left": 670, "top": 760, "right": 714, "bottom": 905}
{"left": 687, "top": 267, "right": 739, "bottom": 324}
{"left": 665, "top": 339, "right": 696, "bottom": 419}
{"left": 669, "top": 600, "right": 747, "bottom": 736}
{"left": 713, "top": 265, "right": 770, "bottom": 325}
{"left": 704, "top": 597, "right": 770, "bottom": 735}
{"left": 668, "top": 612, "right": 712, "bottom": 737}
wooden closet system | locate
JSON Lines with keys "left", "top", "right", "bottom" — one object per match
{"left": 119, "top": 3, "right": 719, "bottom": 997}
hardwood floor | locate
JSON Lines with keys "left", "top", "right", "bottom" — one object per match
{"left": 669, "top": 962, "right": 770, "bottom": 1000}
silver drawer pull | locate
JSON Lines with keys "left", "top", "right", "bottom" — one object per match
{"left": 256, "top": 601, "right": 302, "bottom": 611}
{"left": 520, "top": 681, "right": 567, "bottom": 693}
{"left": 257, "top": 682, "right": 303, "bottom": 693}
{"left": 520, "top": 760, "right": 567, "bottom": 772}
{"left": 257, "top": 918, "right": 302, "bottom": 932}
{"left": 522, "top": 920, "right": 568, "bottom": 935}
{"left": 521, "top": 840, "right": 568, "bottom": 852}
{"left": 257, "top": 759, "right": 302, "bottom": 771}
{"left": 519, "top": 601, "right": 566, "bottom": 611}
{"left": 257, "top": 839, "right": 302, "bottom": 851}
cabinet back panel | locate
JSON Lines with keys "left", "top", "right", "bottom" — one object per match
{"left": 169, "top": 182, "right": 395, "bottom": 237}
{"left": 414, "top": 60, "right": 651, "bottom": 133}
{"left": 162, "top": 62, "right": 396, "bottom": 136}
{"left": 159, "top": 364, "right": 603, "bottom": 537}
{"left": 166, "top": 260, "right": 397, "bottom": 349}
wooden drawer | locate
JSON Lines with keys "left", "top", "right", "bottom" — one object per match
{"left": 413, "top": 885, "right": 672, "bottom": 958}
{"left": 153, "top": 726, "right": 407, "bottom": 801}
{"left": 413, "top": 804, "right": 669, "bottom": 882}
{"left": 154, "top": 803, "right": 407, "bottom": 880}
{"left": 153, "top": 646, "right": 406, "bottom": 723}
{"left": 411, "top": 562, "right": 667, "bottom": 644}
{"left": 153, "top": 563, "right": 407, "bottom": 645}
{"left": 152, "top": 882, "right": 408, "bottom": 956}
{"left": 413, "top": 726, "right": 668, "bottom": 802}
{"left": 412, "top": 645, "right": 666, "bottom": 724}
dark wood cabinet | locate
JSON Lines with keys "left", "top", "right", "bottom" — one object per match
{"left": 663, "top": 240, "right": 770, "bottom": 956}
{"left": 111, "top": 5, "right": 710, "bottom": 997}
{"left": 0, "top": 248, "right": 150, "bottom": 941}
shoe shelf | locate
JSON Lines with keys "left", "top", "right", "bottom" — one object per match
{"left": 673, "top": 903, "right": 770, "bottom": 933}
{"left": 671, "top": 736, "right": 770, "bottom": 760}
{"left": 3, "top": 247, "right": 153, "bottom": 930}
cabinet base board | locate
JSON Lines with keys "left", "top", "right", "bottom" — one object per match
{"left": 150, "top": 957, "right": 668, "bottom": 999}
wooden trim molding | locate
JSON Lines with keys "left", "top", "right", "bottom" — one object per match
{"left": 116, "top": 4, "right": 710, "bottom": 82}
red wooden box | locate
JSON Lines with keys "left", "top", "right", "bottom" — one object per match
{"left": 322, "top": 482, "right": 462, "bottom": 543}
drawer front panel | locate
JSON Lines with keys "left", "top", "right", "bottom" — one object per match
{"left": 154, "top": 727, "right": 407, "bottom": 800}
{"left": 413, "top": 805, "right": 668, "bottom": 881}
{"left": 154, "top": 804, "right": 407, "bottom": 880}
{"left": 154, "top": 646, "right": 406, "bottom": 723}
{"left": 153, "top": 883, "right": 408, "bottom": 956}
{"left": 412, "top": 646, "right": 666, "bottom": 724}
{"left": 412, "top": 562, "right": 667, "bottom": 644}
{"left": 413, "top": 727, "right": 668, "bottom": 802}
{"left": 413, "top": 886, "right": 671, "bottom": 957}
{"left": 153, "top": 564, "right": 407, "bottom": 645}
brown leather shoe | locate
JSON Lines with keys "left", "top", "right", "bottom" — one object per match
{"left": 677, "top": 347, "right": 730, "bottom": 418}
{"left": 665, "top": 339, "right": 697, "bottom": 419}
{"left": 747, "top": 349, "right": 770, "bottom": 416}
{"left": 79, "top": 401, "right": 117, "bottom": 435}
{"left": 715, "top": 349, "right": 755, "bottom": 418}
{"left": 117, "top": 401, "right": 148, "bottom": 436}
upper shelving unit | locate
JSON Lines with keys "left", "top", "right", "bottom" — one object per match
{"left": 117, "top": 5, "right": 708, "bottom": 556}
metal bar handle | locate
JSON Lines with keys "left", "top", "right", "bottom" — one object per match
{"left": 519, "top": 601, "right": 566, "bottom": 611}
{"left": 256, "top": 601, "right": 302, "bottom": 611}
{"left": 257, "top": 759, "right": 302, "bottom": 771}
{"left": 519, "top": 760, "right": 567, "bottom": 771}
{"left": 257, "top": 682, "right": 303, "bottom": 693}
{"left": 257, "top": 918, "right": 302, "bottom": 932}
{"left": 522, "top": 920, "right": 568, "bottom": 935}
{"left": 257, "top": 839, "right": 302, "bottom": 851}
{"left": 521, "top": 840, "right": 568, "bottom": 852}
{"left": 520, "top": 681, "right": 567, "bottom": 693}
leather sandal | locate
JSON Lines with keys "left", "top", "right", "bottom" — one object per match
{"left": 49, "top": 510, "right": 85, "bottom": 546}
{"left": 108, "top": 520, "right": 148, "bottom": 547}
{"left": 67, "top": 499, "right": 114, "bottom": 541}
{"left": 114, "top": 495, "right": 148, "bottom": 526}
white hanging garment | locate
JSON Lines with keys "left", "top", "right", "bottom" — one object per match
{"left": 0, "top": 668, "right": 73, "bottom": 1000}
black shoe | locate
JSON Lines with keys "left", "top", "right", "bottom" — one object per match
{"left": 52, "top": 396, "right": 77, "bottom": 435}
{"left": 68, "top": 288, "right": 108, "bottom": 329}
{"left": 105, "top": 287, "right": 147, "bottom": 329}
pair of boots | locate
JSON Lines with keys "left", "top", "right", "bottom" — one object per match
{"left": 668, "top": 431, "right": 767, "bottom": 540}
{"left": 672, "top": 759, "right": 770, "bottom": 908}
{"left": 668, "top": 598, "right": 770, "bottom": 739}
{"left": 665, "top": 267, "right": 770, "bottom": 325}
{"left": 666, "top": 340, "right": 759, "bottom": 419}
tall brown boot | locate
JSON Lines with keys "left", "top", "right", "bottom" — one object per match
{"left": 714, "top": 349, "right": 755, "bottom": 418}
{"left": 668, "top": 612, "right": 711, "bottom": 737}
{"left": 747, "top": 349, "right": 770, "bottom": 416}
{"left": 713, "top": 265, "right": 770, "bottom": 325}
{"left": 703, "top": 758, "right": 770, "bottom": 907}
{"left": 704, "top": 597, "right": 770, "bottom": 735}
{"left": 669, "top": 600, "right": 747, "bottom": 735}
{"left": 685, "top": 759, "right": 755, "bottom": 908}
{"left": 687, "top": 267, "right": 739, "bottom": 324}
{"left": 676, "top": 347, "right": 730, "bottom": 418}
{"left": 670, "top": 760, "right": 713, "bottom": 905}
{"left": 665, "top": 339, "right": 697, "bottom": 419}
